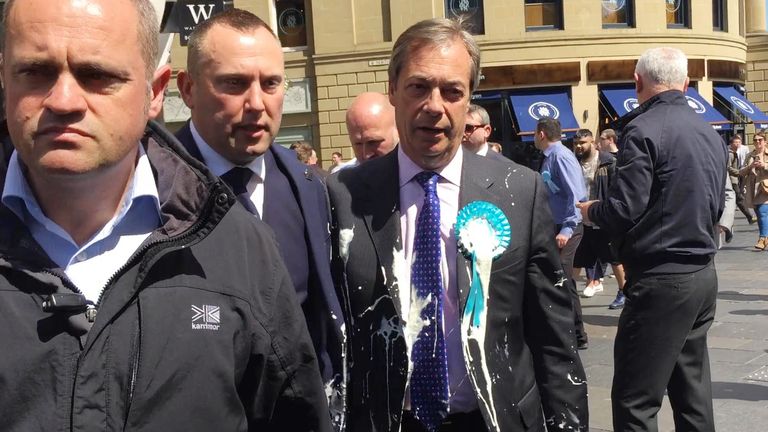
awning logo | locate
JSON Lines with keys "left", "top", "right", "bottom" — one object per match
{"left": 528, "top": 102, "right": 560, "bottom": 120}
{"left": 685, "top": 96, "right": 706, "bottom": 114}
{"left": 730, "top": 95, "right": 754, "bottom": 114}
{"left": 623, "top": 98, "right": 639, "bottom": 112}
{"left": 192, "top": 304, "right": 220, "bottom": 331}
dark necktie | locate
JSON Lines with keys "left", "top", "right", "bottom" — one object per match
{"left": 221, "top": 167, "right": 260, "bottom": 217}
{"left": 410, "top": 171, "right": 449, "bottom": 432}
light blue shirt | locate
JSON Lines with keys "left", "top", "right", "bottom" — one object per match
{"left": 1, "top": 146, "right": 162, "bottom": 302}
{"left": 540, "top": 141, "right": 587, "bottom": 238}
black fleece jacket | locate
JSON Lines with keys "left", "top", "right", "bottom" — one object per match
{"left": 0, "top": 121, "right": 331, "bottom": 432}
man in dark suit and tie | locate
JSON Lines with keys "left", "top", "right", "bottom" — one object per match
{"left": 327, "top": 18, "right": 588, "bottom": 432}
{"left": 462, "top": 104, "right": 507, "bottom": 162}
{"left": 173, "top": 9, "right": 344, "bottom": 424}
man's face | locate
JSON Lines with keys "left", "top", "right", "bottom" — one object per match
{"left": 574, "top": 135, "right": 595, "bottom": 160}
{"left": 331, "top": 154, "right": 342, "bottom": 164}
{"left": 2, "top": 0, "right": 165, "bottom": 182}
{"left": 598, "top": 136, "right": 612, "bottom": 152}
{"left": 180, "top": 25, "right": 285, "bottom": 165}
{"left": 462, "top": 112, "right": 491, "bottom": 153}
{"left": 730, "top": 137, "right": 742, "bottom": 151}
{"left": 347, "top": 114, "right": 398, "bottom": 162}
{"left": 389, "top": 40, "right": 471, "bottom": 170}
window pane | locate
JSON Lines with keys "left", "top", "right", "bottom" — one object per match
{"left": 276, "top": 0, "right": 307, "bottom": 48}
{"left": 445, "top": 0, "right": 485, "bottom": 35}
{"left": 713, "top": 0, "right": 727, "bottom": 31}
{"left": 602, "top": 0, "right": 633, "bottom": 26}
{"left": 525, "top": 0, "right": 562, "bottom": 29}
{"left": 665, "top": 0, "right": 689, "bottom": 27}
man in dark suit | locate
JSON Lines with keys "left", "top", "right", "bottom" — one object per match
{"left": 327, "top": 18, "right": 588, "bottom": 432}
{"left": 173, "top": 9, "right": 344, "bottom": 424}
{"left": 462, "top": 104, "right": 507, "bottom": 162}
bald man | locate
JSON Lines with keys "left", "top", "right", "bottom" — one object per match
{"left": 335, "top": 92, "right": 398, "bottom": 172}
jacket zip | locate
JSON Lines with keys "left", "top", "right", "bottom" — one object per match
{"left": 68, "top": 184, "right": 227, "bottom": 430}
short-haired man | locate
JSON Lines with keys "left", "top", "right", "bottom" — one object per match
{"left": 174, "top": 8, "right": 344, "bottom": 421}
{"left": 337, "top": 92, "right": 399, "bottom": 173}
{"left": 0, "top": 0, "right": 329, "bottom": 430}
{"left": 579, "top": 47, "right": 727, "bottom": 432}
{"left": 572, "top": 129, "right": 626, "bottom": 309}
{"left": 534, "top": 117, "right": 589, "bottom": 349}
{"left": 727, "top": 134, "right": 757, "bottom": 223}
{"left": 598, "top": 128, "right": 620, "bottom": 157}
{"left": 328, "top": 18, "right": 587, "bottom": 432}
{"left": 462, "top": 104, "right": 507, "bottom": 162}
{"left": 329, "top": 151, "right": 344, "bottom": 171}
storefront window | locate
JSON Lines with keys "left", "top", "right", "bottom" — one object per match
{"left": 275, "top": 0, "right": 307, "bottom": 49}
{"left": 713, "top": 0, "right": 727, "bottom": 31}
{"left": 666, "top": 0, "right": 690, "bottom": 28}
{"left": 602, "top": 0, "right": 634, "bottom": 28}
{"left": 525, "top": 0, "right": 563, "bottom": 31}
{"left": 445, "top": 0, "right": 485, "bottom": 35}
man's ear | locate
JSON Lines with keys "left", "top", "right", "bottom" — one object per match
{"left": 634, "top": 72, "right": 643, "bottom": 96}
{"left": 148, "top": 64, "right": 171, "bottom": 120}
{"left": 176, "top": 69, "right": 195, "bottom": 109}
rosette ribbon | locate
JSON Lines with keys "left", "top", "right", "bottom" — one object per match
{"left": 455, "top": 201, "right": 511, "bottom": 328}
{"left": 541, "top": 170, "right": 560, "bottom": 194}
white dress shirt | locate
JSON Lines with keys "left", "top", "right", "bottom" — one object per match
{"left": 190, "top": 121, "right": 266, "bottom": 217}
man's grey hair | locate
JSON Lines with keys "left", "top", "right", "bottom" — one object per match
{"left": 467, "top": 104, "right": 490, "bottom": 125}
{"left": 635, "top": 47, "right": 688, "bottom": 88}
{"left": 388, "top": 18, "right": 481, "bottom": 93}
{"left": 1, "top": 0, "right": 161, "bottom": 77}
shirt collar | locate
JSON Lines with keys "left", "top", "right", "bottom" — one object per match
{"left": 190, "top": 120, "right": 265, "bottom": 180}
{"left": 397, "top": 144, "right": 463, "bottom": 188}
{"left": 2, "top": 145, "right": 161, "bottom": 243}
{"left": 542, "top": 141, "right": 562, "bottom": 157}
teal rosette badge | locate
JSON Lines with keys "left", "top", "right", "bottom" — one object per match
{"left": 455, "top": 201, "right": 511, "bottom": 328}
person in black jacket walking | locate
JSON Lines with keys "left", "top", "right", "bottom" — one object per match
{"left": 0, "top": 0, "right": 330, "bottom": 430}
{"left": 579, "top": 47, "right": 727, "bottom": 432}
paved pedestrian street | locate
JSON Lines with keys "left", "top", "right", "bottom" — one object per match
{"left": 578, "top": 213, "right": 768, "bottom": 432}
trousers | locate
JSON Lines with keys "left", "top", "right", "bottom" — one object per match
{"left": 612, "top": 263, "right": 717, "bottom": 432}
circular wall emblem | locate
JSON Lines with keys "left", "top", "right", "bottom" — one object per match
{"left": 601, "top": 0, "right": 626, "bottom": 13}
{"left": 730, "top": 95, "right": 755, "bottom": 114}
{"left": 623, "top": 98, "right": 639, "bottom": 112}
{"left": 665, "top": 0, "right": 681, "bottom": 13}
{"left": 685, "top": 96, "right": 706, "bottom": 114}
{"left": 278, "top": 8, "right": 305, "bottom": 35}
{"left": 449, "top": 0, "right": 480, "bottom": 17}
{"left": 528, "top": 102, "right": 560, "bottom": 120}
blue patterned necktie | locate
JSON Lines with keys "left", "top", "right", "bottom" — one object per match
{"left": 221, "top": 167, "right": 260, "bottom": 218}
{"left": 410, "top": 171, "right": 449, "bottom": 432}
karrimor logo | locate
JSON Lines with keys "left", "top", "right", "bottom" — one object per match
{"left": 191, "top": 305, "right": 220, "bottom": 331}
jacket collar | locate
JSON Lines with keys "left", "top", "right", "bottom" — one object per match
{"left": 614, "top": 89, "right": 685, "bottom": 130}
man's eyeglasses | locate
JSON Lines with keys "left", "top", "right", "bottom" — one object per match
{"left": 464, "top": 124, "right": 485, "bottom": 134}
{"left": 754, "top": 137, "right": 765, "bottom": 142}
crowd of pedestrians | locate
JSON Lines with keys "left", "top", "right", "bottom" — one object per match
{"left": 0, "top": 1, "right": 750, "bottom": 431}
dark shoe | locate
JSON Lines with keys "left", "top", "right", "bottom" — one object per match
{"left": 577, "top": 339, "right": 588, "bottom": 350}
{"left": 725, "top": 229, "right": 734, "bottom": 243}
{"left": 609, "top": 291, "right": 626, "bottom": 310}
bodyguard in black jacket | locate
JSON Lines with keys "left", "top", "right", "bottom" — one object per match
{"left": 580, "top": 47, "right": 726, "bottom": 432}
{"left": 0, "top": 0, "right": 330, "bottom": 430}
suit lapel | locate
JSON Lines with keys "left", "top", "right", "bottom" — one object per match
{"left": 457, "top": 152, "right": 498, "bottom": 312}
{"left": 359, "top": 151, "right": 405, "bottom": 319}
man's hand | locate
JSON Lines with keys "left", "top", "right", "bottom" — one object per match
{"left": 555, "top": 233, "right": 569, "bottom": 249}
{"left": 576, "top": 200, "right": 599, "bottom": 225}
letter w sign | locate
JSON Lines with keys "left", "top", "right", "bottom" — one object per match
{"left": 175, "top": 0, "right": 228, "bottom": 46}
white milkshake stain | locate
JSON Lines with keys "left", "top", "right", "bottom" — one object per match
{"left": 461, "top": 252, "right": 501, "bottom": 432}
{"left": 339, "top": 227, "right": 355, "bottom": 264}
